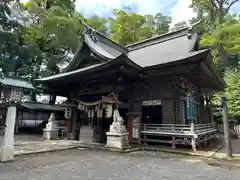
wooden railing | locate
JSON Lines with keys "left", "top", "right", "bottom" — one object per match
{"left": 141, "top": 123, "right": 214, "bottom": 134}
{"left": 140, "top": 123, "right": 217, "bottom": 151}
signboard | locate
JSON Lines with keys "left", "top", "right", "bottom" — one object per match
{"left": 142, "top": 100, "right": 161, "bottom": 106}
{"left": 132, "top": 116, "right": 140, "bottom": 138}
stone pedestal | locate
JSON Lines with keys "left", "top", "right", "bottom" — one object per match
{"left": 0, "top": 105, "right": 17, "bottom": 162}
{"left": 42, "top": 114, "right": 58, "bottom": 140}
{"left": 79, "top": 125, "right": 94, "bottom": 143}
{"left": 42, "top": 128, "right": 58, "bottom": 140}
{"left": 105, "top": 121, "right": 130, "bottom": 149}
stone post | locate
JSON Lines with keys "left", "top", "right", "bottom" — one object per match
{"left": 222, "top": 96, "right": 232, "bottom": 158}
{"left": 190, "top": 121, "right": 196, "bottom": 152}
{"left": 0, "top": 105, "right": 17, "bottom": 162}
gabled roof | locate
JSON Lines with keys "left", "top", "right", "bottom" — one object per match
{"left": 127, "top": 25, "right": 199, "bottom": 67}
{"left": 0, "top": 76, "right": 35, "bottom": 90}
{"left": 19, "top": 101, "right": 64, "bottom": 111}
{"left": 62, "top": 22, "right": 200, "bottom": 72}
{"left": 35, "top": 21, "right": 225, "bottom": 90}
{"left": 36, "top": 55, "right": 142, "bottom": 83}
{"left": 62, "top": 21, "right": 127, "bottom": 73}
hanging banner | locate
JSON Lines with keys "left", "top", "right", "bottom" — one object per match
{"left": 186, "top": 94, "right": 197, "bottom": 121}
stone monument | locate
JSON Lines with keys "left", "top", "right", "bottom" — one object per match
{"left": 42, "top": 113, "right": 58, "bottom": 140}
{"left": 105, "top": 109, "right": 130, "bottom": 149}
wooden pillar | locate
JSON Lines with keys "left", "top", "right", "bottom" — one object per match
{"left": 71, "top": 108, "right": 77, "bottom": 140}
{"left": 175, "top": 96, "right": 181, "bottom": 124}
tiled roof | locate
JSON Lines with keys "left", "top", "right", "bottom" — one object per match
{"left": 19, "top": 101, "right": 64, "bottom": 111}
{"left": 0, "top": 76, "right": 35, "bottom": 90}
{"left": 127, "top": 28, "right": 199, "bottom": 67}
{"left": 36, "top": 63, "right": 107, "bottom": 82}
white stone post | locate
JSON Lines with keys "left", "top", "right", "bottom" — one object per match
{"left": 0, "top": 105, "right": 17, "bottom": 162}
{"left": 190, "top": 122, "right": 196, "bottom": 152}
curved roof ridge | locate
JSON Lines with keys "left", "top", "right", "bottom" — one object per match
{"left": 80, "top": 19, "right": 128, "bottom": 53}
{"left": 126, "top": 21, "right": 200, "bottom": 51}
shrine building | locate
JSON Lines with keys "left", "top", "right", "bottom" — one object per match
{"left": 35, "top": 22, "right": 225, "bottom": 151}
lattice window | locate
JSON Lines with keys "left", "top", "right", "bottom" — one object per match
{"left": 10, "top": 88, "right": 23, "bottom": 102}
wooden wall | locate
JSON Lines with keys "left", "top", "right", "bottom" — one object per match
{"left": 123, "top": 77, "right": 186, "bottom": 124}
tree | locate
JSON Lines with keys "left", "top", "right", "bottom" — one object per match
{"left": 21, "top": 0, "right": 83, "bottom": 101}
{"left": 23, "top": 0, "right": 83, "bottom": 78}
{"left": 213, "top": 69, "right": 240, "bottom": 117}
{"left": 190, "top": 0, "right": 240, "bottom": 69}
{"left": 109, "top": 8, "right": 153, "bottom": 46}
{"left": 86, "top": 15, "right": 108, "bottom": 35}
{"left": 145, "top": 13, "right": 171, "bottom": 35}
{"left": 0, "top": 1, "right": 32, "bottom": 74}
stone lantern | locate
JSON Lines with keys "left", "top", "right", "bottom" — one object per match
{"left": 0, "top": 71, "right": 35, "bottom": 162}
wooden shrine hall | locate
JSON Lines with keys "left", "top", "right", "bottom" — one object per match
{"left": 35, "top": 22, "right": 225, "bottom": 151}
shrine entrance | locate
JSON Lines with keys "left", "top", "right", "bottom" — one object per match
{"left": 141, "top": 100, "right": 163, "bottom": 124}
{"left": 77, "top": 93, "right": 122, "bottom": 144}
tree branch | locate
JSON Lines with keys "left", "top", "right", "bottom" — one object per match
{"left": 226, "top": 0, "right": 240, "bottom": 13}
{"left": 210, "top": 0, "right": 218, "bottom": 8}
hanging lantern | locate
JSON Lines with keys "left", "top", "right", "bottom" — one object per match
{"left": 9, "top": 87, "right": 23, "bottom": 102}
{"left": 105, "top": 104, "right": 113, "bottom": 118}
{"left": 64, "top": 107, "right": 72, "bottom": 119}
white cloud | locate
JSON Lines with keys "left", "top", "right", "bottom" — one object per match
{"left": 20, "top": 0, "right": 197, "bottom": 28}
{"left": 75, "top": 0, "right": 161, "bottom": 16}
{"left": 170, "top": 0, "right": 196, "bottom": 27}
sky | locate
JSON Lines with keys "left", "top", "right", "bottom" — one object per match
{"left": 20, "top": 0, "right": 240, "bottom": 27}
{"left": 75, "top": 0, "right": 240, "bottom": 26}
{"left": 75, "top": 0, "right": 196, "bottom": 26}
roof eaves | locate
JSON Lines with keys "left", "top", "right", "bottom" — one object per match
{"left": 35, "top": 62, "right": 108, "bottom": 82}
{"left": 126, "top": 27, "right": 189, "bottom": 51}
{"left": 143, "top": 49, "right": 208, "bottom": 71}
{"left": 204, "top": 54, "right": 226, "bottom": 89}
{"left": 61, "top": 39, "right": 85, "bottom": 73}
{"left": 126, "top": 22, "right": 201, "bottom": 52}
{"left": 0, "top": 76, "right": 35, "bottom": 90}
{"left": 95, "top": 32, "right": 128, "bottom": 54}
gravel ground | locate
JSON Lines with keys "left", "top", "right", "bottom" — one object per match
{"left": 0, "top": 149, "right": 239, "bottom": 180}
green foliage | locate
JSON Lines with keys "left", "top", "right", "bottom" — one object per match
{"left": 0, "top": 1, "right": 32, "bottom": 74}
{"left": 201, "top": 16, "right": 240, "bottom": 53}
{"left": 86, "top": 15, "right": 108, "bottom": 35}
{"left": 190, "top": 0, "right": 240, "bottom": 68}
{"left": 109, "top": 8, "right": 171, "bottom": 46}
{"left": 0, "top": 2, "right": 172, "bottom": 77}
{"left": 145, "top": 13, "right": 171, "bottom": 35}
{"left": 24, "top": 1, "right": 83, "bottom": 54}
{"left": 22, "top": 0, "right": 83, "bottom": 78}
{"left": 109, "top": 8, "right": 151, "bottom": 46}
{"left": 213, "top": 69, "right": 240, "bottom": 117}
